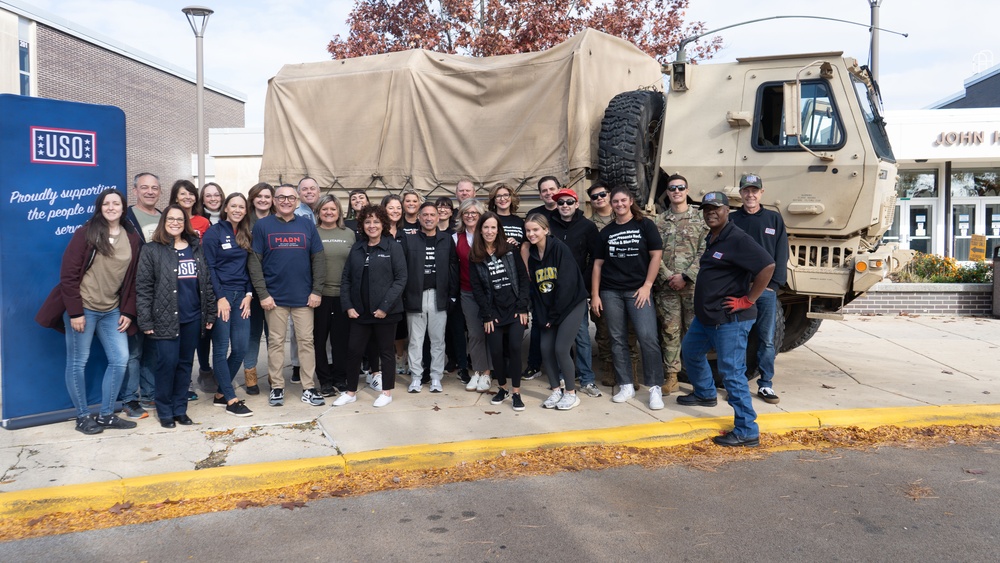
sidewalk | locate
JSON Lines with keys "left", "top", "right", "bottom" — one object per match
{"left": 2, "top": 314, "right": 998, "bottom": 518}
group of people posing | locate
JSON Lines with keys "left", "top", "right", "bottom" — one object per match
{"left": 39, "top": 171, "right": 786, "bottom": 448}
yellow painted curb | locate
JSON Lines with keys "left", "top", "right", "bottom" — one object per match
{"left": 0, "top": 455, "right": 346, "bottom": 520}
{"left": 2, "top": 404, "right": 997, "bottom": 521}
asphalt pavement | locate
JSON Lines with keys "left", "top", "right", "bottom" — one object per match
{"left": 1, "top": 314, "right": 998, "bottom": 520}
{"left": 3, "top": 442, "right": 999, "bottom": 561}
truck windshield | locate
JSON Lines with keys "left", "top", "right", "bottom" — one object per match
{"left": 851, "top": 75, "right": 895, "bottom": 163}
{"left": 754, "top": 80, "right": 845, "bottom": 151}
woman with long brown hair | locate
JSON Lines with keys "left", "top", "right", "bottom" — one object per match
{"left": 203, "top": 193, "right": 254, "bottom": 417}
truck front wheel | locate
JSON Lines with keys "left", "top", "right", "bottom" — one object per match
{"left": 598, "top": 90, "right": 664, "bottom": 203}
{"left": 779, "top": 302, "right": 823, "bottom": 352}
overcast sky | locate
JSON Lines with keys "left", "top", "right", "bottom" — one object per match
{"left": 24, "top": 0, "right": 1000, "bottom": 127}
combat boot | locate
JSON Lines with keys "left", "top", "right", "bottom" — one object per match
{"left": 245, "top": 367, "right": 260, "bottom": 395}
{"left": 664, "top": 372, "right": 679, "bottom": 395}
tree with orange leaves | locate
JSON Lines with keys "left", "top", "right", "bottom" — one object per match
{"left": 327, "top": 0, "right": 720, "bottom": 63}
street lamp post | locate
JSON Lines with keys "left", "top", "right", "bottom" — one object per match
{"left": 182, "top": 5, "right": 213, "bottom": 189}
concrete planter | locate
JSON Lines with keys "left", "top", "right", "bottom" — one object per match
{"left": 841, "top": 282, "right": 994, "bottom": 317}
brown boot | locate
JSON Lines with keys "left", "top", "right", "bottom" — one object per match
{"left": 600, "top": 360, "right": 615, "bottom": 387}
{"left": 245, "top": 367, "right": 260, "bottom": 395}
{"left": 664, "top": 372, "right": 679, "bottom": 395}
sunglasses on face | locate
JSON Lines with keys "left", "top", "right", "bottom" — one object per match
{"left": 666, "top": 185, "right": 687, "bottom": 192}
{"left": 589, "top": 191, "right": 608, "bottom": 199}
{"left": 556, "top": 200, "right": 576, "bottom": 206}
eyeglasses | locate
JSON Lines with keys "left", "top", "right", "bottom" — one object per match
{"left": 165, "top": 217, "right": 186, "bottom": 224}
{"left": 274, "top": 195, "right": 298, "bottom": 202}
{"left": 589, "top": 191, "right": 608, "bottom": 199}
{"left": 556, "top": 199, "right": 576, "bottom": 206}
{"left": 666, "top": 185, "right": 687, "bottom": 192}
{"left": 495, "top": 194, "right": 511, "bottom": 200}
{"left": 462, "top": 211, "right": 480, "bottom": 217}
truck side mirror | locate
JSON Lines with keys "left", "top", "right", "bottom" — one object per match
{"left": 783, "top": 81, "right": 801, "bottom": 138}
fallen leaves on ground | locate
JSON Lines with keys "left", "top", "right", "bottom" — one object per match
{"left": 2, "top": 423, "right": 998, "bottom": 542}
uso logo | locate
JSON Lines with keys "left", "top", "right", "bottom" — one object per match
{"left": 30, "top": 126, "right": 97, "bottom": 166}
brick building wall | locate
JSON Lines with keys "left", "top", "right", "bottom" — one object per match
{"left": 841, "top": 283, "right": 995, "bottom": 317}
{"left": 34, "top": 24, "right": 244, "bottom": 204}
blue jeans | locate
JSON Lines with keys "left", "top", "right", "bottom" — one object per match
{"left": 600, "top": 289, "right": 664, "bottom": 387}
{"left": 122, "top": 331, "right": 157, "bottom": 403}
{"left": 244, "top": 296, "right": 267, "bottom": 370}
{"left": 682, "top": 317, "right": 759, "bottom": 440}
{"left": 575, "top": 311, "right": 595, "bottom": 386}
{"left": 152, "top": 320, "right": 200, "bottom": 419}
{"left": 211, "top": 289, "right": 250, "bottom": 401}
{"left": 753, "top": 288, "right": 778, "bottom": 389}
{"left": 63, "top": 309, "right": 129, "bottom": 418}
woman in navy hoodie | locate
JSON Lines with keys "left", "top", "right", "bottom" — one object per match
{"left": 524, "top": 213, "right": 588, "bottom": 411}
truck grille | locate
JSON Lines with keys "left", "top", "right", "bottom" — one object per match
{"left": 789, "top": 241, "right": 855, "bottom": 269}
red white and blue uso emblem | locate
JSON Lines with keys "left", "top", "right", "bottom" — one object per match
{"left": 30, "top": 126, "right": 97, "bottom": 166}
{"left": 712, "top": 251, "right": 724, "bottom": 259}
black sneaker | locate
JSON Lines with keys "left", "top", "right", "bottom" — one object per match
{"left": 122, "top": 400, "right": 148, "bottom": 419}
{"left": 521, "top": 367, "right": 541, "bottom": 380}
{"left": 457, "top": 368, "right": 471, "bottom": 384}
{"left": 676, "top": 392, "right": 718, "bottom": 407}
{"left": 757, "top": 387, "right": 780, "bottom": 404}
{"left": 320, "top": 385, "right": 339, "bottom": 397}
{"left": 225, "top": 400, "right": 253, "bottom": 417}
{"left": 212, "top": 395, "right": 228, "bottom": 407}
{"left": 75, "top": 415, "right": 103, "bottom": 435}
{"left": 187, "top": 390, "right": 199, "bottom": 401}
{"left": 490, "top": 388, "right": 509, "bottom": 405}
{"left": 511, "top": 393, "right": 525, "bottom": 412}
{"left": 269, "top": 388, "right": 284, "bottom": 407}
{"left": 95, "top": 413, "right": 137, "bottom": 430}
{"left": 291, "top": 366, "right": 301, "bottom": 383}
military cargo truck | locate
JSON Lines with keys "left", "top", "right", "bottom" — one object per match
{"left": 598, "top": 52, "right": 912, "bottom": 351}
{"left": 260, "top": 28, "right": 911, "bottom": 352}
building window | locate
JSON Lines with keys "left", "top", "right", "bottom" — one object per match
{"left": 18, "top": 17, "right": 31, "bottom": 96}
{"left": 951, "top": 169, "right": 1000, "bottom": 197}
{"left": 896, "top": 169, "right": 937, "bottom": 199}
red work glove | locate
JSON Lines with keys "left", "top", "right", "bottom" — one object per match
{"left": 723, "top": 295, "right": 754, "bottom": 313}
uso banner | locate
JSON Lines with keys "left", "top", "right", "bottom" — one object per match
{"left": 0, "top": 95, "right": 126, "bottom": 430}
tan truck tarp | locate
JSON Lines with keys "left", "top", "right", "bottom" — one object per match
{"left": 260, "top": 28, "right": 663, "bottom": 197}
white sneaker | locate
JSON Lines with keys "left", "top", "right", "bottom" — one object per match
{"left": 429, "top": 380, "right": 443, "bottom": 393}
{"left": 332, "top": 393, "right": 357, "bottom": 407}
{"left": 373, "top": 393, "right": 393, "bottom": 408}
{"left": 612, "top": 383, "right": 635, "bottom": 403}
{"left": 542, "top": 388, "right": 563, "bottom": 409}
{"left": 466, "top": 372, "right": 481, "bottom": 391}
{"left": 648, "top": 385, "right": 664, "bottom": 410}
{"left": 364, "top": 370, "right": 373, "bottom": 385}
{"left": 369, "top": 372, "right": 383, "bottom": 391}
{"left": 408, "top": 379, "right": 422, "bottom": 393}
{"left": 555, "top": 392, "right": 580, "bottom": 410}
{"left": 476, "top": 374, "right": 492, "bottom": 392}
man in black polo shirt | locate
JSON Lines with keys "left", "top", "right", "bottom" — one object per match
{"left": 677, "top": 192, "right": 775, "bottom": 447}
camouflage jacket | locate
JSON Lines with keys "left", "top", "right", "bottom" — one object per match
{"left": 653, "top": 206, "right": 708, "bottom": 287}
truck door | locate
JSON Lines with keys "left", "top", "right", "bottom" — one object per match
{"left": 735, "top": 61, "right": 865, "bottom": 234}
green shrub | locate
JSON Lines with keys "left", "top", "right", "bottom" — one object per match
{"left": 891, "top": 252, "right": 993, "bottom": 283}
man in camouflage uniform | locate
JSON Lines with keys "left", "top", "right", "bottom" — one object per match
{"left": 653, "top": 174, "right": 708, "bottom": 393}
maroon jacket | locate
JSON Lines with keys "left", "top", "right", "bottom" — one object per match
{"left": 35, "top": 223, "right": 142, "bottom": 335}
